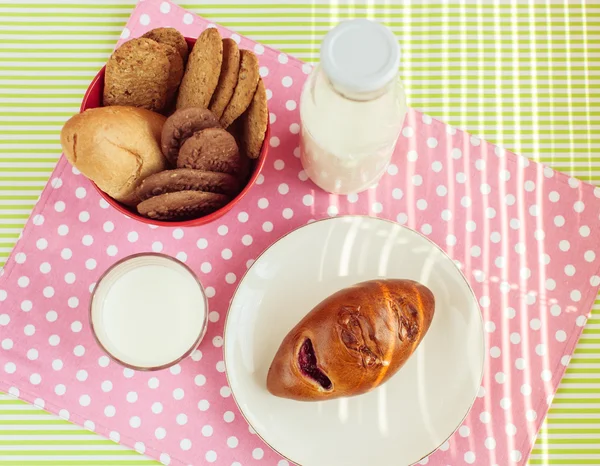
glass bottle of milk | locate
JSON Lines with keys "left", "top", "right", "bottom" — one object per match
{"left": 299, "top": 19, "right": 407, "bottom": 195}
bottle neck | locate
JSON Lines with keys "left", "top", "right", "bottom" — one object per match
{"left": 319, "top": 65, "right": 398, "bottom": 102}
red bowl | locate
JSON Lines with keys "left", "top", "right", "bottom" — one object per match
{"left": 79, "top": 37, "right": 269, "bottom": 228}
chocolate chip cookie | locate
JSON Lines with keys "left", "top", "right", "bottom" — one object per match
{"left": 137, "top": 190, "right": 229, "bottom": 220}
{"left": 161, "top": 107, "right": 220, "bottom": 165}
{"left": 135, "top": 168, "right": 240, "bottom": 201}
{"left": 177, "top": 127, "right": 243, "bottom": 177}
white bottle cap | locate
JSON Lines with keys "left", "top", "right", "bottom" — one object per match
{"left": 321, "top": 19, "right": 401, "bottom": 95}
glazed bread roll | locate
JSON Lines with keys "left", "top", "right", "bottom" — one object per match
{"left": 267, "top": 279, "right": 435, "bottom": 401}
{"left": 60, "top": 106, "right": 167, "bottom": 205}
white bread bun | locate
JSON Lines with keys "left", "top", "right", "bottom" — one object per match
{"left": 60, "top": 106, "right": 167, "bottom": 205}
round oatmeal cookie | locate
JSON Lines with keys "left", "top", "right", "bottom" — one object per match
{"left": 176, "top": 28, "right": 223, "bottom": 110}
{"left": 177, "top": 127, "right": 243, "bottom": 177}
{"left": 159, "top": 43, "right": 184, "bottom": 106}
{"left": 220, "top": 49, "right": 260, "bottom": 128}
{"left": 142, "top": 27, "right": 189, "bottom": 63}
{"left": 241, "top": 77, "right": 268, "bottom": 160}
{"left": 209, "top": 38, "right": 241, "bottom": 120}
{"left": 161, "top": 107, "right": 220, "bottom": 165}
{"left": 103, "top": 38, "right": 171, "bottom": 112}
{"left": 137, "top": 190, "right": 230, "bottom": 221}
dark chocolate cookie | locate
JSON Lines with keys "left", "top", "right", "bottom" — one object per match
{"left": 137, "top": 190, "right": 229, "bottom": 221}
{"left": 177, "top": 127, "right": 243, "bottom": 177}
{"left": 226, "top": 119, "right": 252, "bottom": 182}
{"left": 161, "top": 107, "right": 221, "bottom": 165}
{"left": 135, "top": 168, "right": 240, "bottom": 201}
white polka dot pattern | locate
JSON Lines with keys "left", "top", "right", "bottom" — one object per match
{"left": 0, "top": 3, "right": 598, "bottom": 466}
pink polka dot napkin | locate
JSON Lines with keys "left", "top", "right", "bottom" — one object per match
{"left": 0, "top": 1, "right": 599, "bottom": 465}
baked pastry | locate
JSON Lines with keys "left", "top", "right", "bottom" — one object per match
{"left": 160, "top": 107, "right": 220, "bottom": 165}
{"left": 241, "top": 77, "right": 268, "bottom": 159}
{"left": 176, "top": 28, "right": 223, "bottom": 110}
{"left": 267, "top": 279, "right": 435, "bottom": 401}
{"left": 220, "top": 49, "right": 260, "bottom": 128}
{"left": 142, "top": 27, "right": 189, "bottom": 63}
{"left": 137, "top": 190, "right": 229, "bottom": 220}
{"left": 135, "top": 168, "right": 240, "bottom": 200}
{"left": 60, "top": 106, "right": 167, "bottom": 206}
{"left": 209, "top": 38, "right": 241, "bottom": 120}
{"left": 103, "top": 38, "right": 171, "bottom": 112}
{"left": 177, "top": 127, "right": 243, "bottom": 177}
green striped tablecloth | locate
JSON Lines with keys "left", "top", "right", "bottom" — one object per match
{"left": 0, "top": 1, "right": 598, "bottom": 464}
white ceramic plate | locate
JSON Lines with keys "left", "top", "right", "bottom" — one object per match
{"left": 225, "top": 216, "right": 484, "bottom": 466}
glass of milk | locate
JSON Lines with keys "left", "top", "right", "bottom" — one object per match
{"left": 90, "top": 254, "right": 208, "bottom": 370}
{"left": 299, "top": 19, "right": 408, "bottom": 195}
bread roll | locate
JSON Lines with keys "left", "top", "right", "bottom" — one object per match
{"left": 267, "top": 279, "right": 435, "bottom": 401}
{"left": 60, "top": 106, "right": 167, "bottom": 205}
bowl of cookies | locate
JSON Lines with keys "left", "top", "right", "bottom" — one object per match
{"left": 59, "top": 27, "right": 269, "bottom": 226}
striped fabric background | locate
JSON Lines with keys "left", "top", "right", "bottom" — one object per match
{"left": 0, "top": 1, "right": 598, "bottom": 464}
